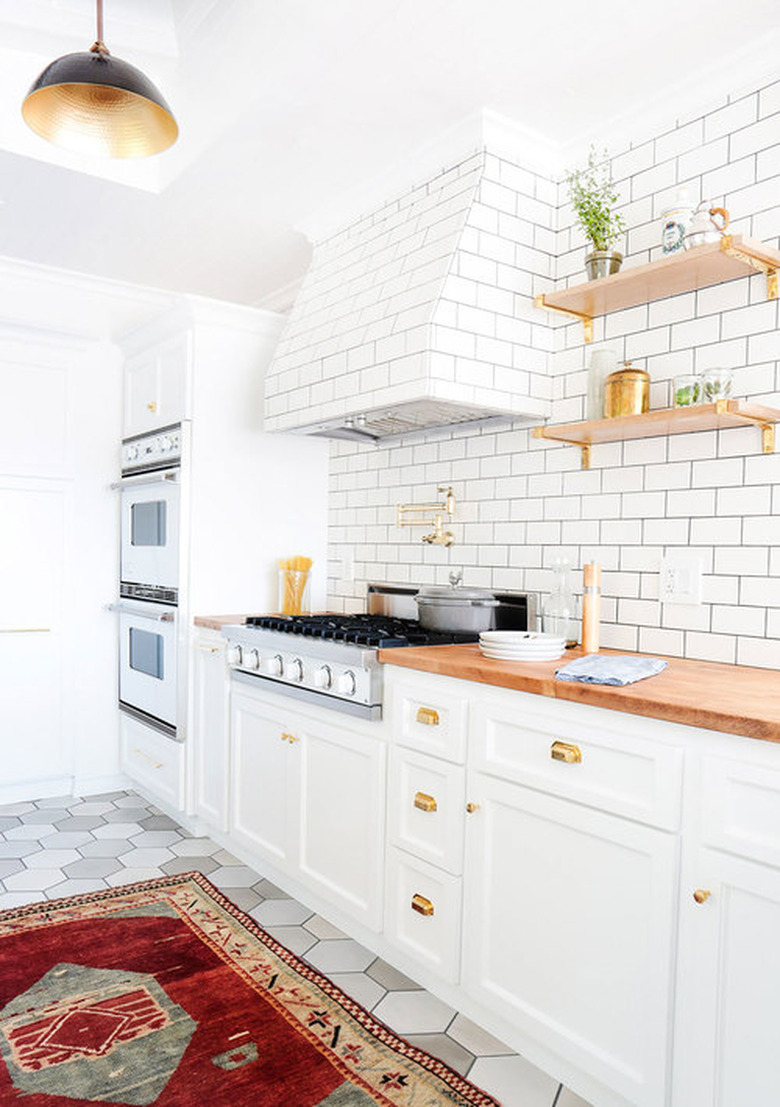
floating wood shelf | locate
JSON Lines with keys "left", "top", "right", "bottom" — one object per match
{"left": 533, "top": 400, "right": 780, "bottom": 469}
{"left": 535, "top": 236, "right": 780, "bottom": 342}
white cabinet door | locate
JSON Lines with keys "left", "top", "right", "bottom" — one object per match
{"left": 297, "top": 717, "right": 386, "bottom": 930}
{"left": 230, "top": 690, "right": 298, "bottom": 868}
{"left": 123, "top": 333, "right": 190, "bottom": 437}
{"left": 191, "top": 633, "right": 229, "bottom": 831}
{"left": 0, "top": 482, "right": 67, "bottom": 793}
{"left": 673, "top": 848, "right": 780, "bottom": 1107}
{"left": 462, "top": 773, "right": 678, "bottom": 1107}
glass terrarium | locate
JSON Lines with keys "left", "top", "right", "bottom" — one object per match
{"left": 674, "top": 374, "right": 701, "bottom": 407}
{"left": 701, "top": 368, "right": 733, "bottom": 402}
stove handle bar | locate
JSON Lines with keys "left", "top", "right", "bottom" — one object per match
{"left": 107, "top": 602, "right": 175, "bottom": 623}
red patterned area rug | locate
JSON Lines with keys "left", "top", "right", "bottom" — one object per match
{"left": 0, "top": 872, "right": 500, "bottom": 1105}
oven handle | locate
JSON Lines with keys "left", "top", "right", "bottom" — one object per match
{"left": 107, "top": 602, "right": 175, "bottom": 623}
{"left": 110, "top": 471, "right": 179, "bottom": 491}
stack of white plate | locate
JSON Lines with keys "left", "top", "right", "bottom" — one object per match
{"left": 478, "top": 631, "right": 566, "bottom": 662}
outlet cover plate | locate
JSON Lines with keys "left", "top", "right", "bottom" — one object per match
{"left": 659, "top": 553, "right": 703, "bottom": 605}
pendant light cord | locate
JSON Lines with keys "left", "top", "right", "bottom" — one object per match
{"left": 90, "top": 0, "right": 110, "bottom": 55}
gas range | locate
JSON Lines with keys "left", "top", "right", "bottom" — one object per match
{"left": 223, "top": 614, "right": 480, "bottom": 720}
{"left": 222, "top": 585, "right": 533, "bottom": 720}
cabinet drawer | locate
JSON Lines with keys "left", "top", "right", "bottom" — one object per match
{"left": 120, "top": 714, "right": 184, "bottom": 811}
{"left": 388, "top": 749, "right": 465, "bottom": 875}
{"left": 392, "top": 679, "right": 468, "bottom": 763}
{"left": 701, "top": 756, "right": 780, "bottom": 868}
{"left": 473, "top": 699, "right": 683, "bottom": 830}
{"left": 385, "top": 847, "right": 462, "bottom": 983}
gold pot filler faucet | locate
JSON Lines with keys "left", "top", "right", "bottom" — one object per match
{"left": 396, "top": 486, "right": 455, "bottom": 547}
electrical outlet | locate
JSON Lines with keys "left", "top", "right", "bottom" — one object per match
{"left": 659, "top": 554, "right": 702, "bottom": 605}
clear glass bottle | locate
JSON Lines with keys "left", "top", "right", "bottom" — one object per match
{"left": 541, "top": 557, "right": 578, "bottom": 647}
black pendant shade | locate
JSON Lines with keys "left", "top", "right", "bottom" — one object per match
{"left": 22, "top": 5, "right": 178, "bottom": 159}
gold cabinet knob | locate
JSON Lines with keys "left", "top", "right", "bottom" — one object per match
{"left": 413, "top": 791, "right": 437, "bottom": 812}
{"left": 416, "top": 706, "right": 440, "bottom": 726}
{"left": 466, "top": 802, "right": 480, "bottom": 814}
{"left": 693, "top": 889, "right": 711, "bottom": 904}
{"left": 411, "top": 893, "right": 434, "bottom": 917}
{"left": 281, "top": 732, "right": 300, "bottom": 744}
{"left": 146, "top": 401, "right": 157, "bottom": 412}
{"left": 551, "top": 740, "right": 582, "bottom": 764}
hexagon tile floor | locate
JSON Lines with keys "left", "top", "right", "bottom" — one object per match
{"left": 0, "top": 790, "right": 592, "bottom": 1107}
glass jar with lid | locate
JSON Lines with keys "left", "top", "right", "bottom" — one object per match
{"left": 541, "top": 556, "right": 578, "bottom": 647}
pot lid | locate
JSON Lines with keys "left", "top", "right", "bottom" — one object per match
{"left": 415, "top": 576, "right": 498, "bottom": 605}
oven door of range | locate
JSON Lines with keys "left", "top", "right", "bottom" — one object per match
{"left": 111, "top": 601, "right": 178, "bottom": 735}
{"left": 119, "top": 471, "right": 180, "bottom": 592}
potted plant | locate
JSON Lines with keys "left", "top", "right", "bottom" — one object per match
{"left": 566, "top": 146, "right": 626, "bottom": 280}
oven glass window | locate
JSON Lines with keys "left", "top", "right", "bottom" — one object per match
{"left": 131, "top": 501, "right": 167, "bottom": 547}
{"left": 129, "top": 628, "right": 165, "bottom": 680}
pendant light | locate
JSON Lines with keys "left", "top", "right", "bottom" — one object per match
{"left": 22, "top": 0, "right": 178, "bottom": 158}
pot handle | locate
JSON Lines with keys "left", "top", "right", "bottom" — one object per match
{"left": 709, "top": 206, "right": 730, "bottom": 233}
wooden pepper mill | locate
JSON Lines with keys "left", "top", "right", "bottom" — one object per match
{"left": 581, "top": 562, "right": 601, "bottom": 654}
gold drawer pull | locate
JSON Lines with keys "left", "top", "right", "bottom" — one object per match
{"left": 411, "top": 893, "right": 434, "bottom": 917}
{"left": 416, "top": 706, "right": 439, "bottom": 726}
{"left": 551, "top": 741, "right": 582, "bottom": 764}
{"left": 132, "top": 748, "right": 163, "bottom": 769}
{"left": 146, "top": 401, "right": 157, "bottom": 412}
{"left": 693, "top": 889, "right": 711, "bottom": 904}
{"left": 414, "top": 791, "right": 437, "bottom": 813}
{"left": 466, "top": 802, "right": 481, "bottom": 814}
{"left": 281, "top": 732, "right": 300, "bottom": 744}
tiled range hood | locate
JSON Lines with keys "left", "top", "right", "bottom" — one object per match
{"left": 264, "top": 150, "right": 553, "bottom": 441}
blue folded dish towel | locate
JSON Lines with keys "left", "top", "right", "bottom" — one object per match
{"left": 555, "top": 655, "right": 667, "bottom": 686}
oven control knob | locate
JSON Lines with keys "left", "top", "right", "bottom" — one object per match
{"left": 314, "top": 665, "right": 332, "bottom": 690}
{"left": 287, "top": 657, "right": 304, "bottom": 682}
{"left": 227, "top": 643, "right": 243, "bottom": 666}
{"left": 243, "top": 648, "right": 260, "bottom": 670}
{"left": 125, "top": 444, "right": 138, "bottom": 462}
{"left": 337, "top": 670, "right": 357, "bottom": 697}
{"left": 262, "top": 654, "right": 283, "bottom": 676}
{"left": 160, "top": 435, "right": 172, "bottom": 452}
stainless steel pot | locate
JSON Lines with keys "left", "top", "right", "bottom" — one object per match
{"left": 415, "top": 582, "right": 499, "bottom": 633}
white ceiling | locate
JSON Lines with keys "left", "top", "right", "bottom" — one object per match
{"left": 0, "top": 0, "right": 777, "bottom": 312}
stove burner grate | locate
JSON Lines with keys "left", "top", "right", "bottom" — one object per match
{"left": 244, "top": 613, "right": 478, "bottom": 648}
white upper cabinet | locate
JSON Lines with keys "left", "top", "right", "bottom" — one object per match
{"left": 123, "top": 331, "right": 190, "bottom": 438}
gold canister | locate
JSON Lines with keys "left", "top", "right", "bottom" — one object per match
{"left": 604, "top": 363, "right": 650, "bottom": 417}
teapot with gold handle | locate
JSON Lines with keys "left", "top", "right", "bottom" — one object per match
{"left": 683, "top": 202, "right": 730, "bottom": 249}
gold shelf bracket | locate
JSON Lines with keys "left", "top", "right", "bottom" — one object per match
{"left": 720, "top": 401, "right": 777, "bottom": 454}
{"left": 535, "top": 293, "right": 594, "bottom": 343}
{"left": 720, "top": 236, "right": 778, "bottom": 299}
{"left": 533, "top": 426, "right": 592, "bottom": 469}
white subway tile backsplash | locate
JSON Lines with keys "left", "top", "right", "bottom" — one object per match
{"left": 322, "top": 81, "right": 780, "bottom": 664}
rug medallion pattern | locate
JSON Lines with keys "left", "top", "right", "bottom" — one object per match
{"left": 0, "top": 873, "right": 499, "bottom": 1106}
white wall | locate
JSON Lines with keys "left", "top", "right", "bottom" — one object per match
{"left": 326, "top": 75, "right": 780, "bottom": 669}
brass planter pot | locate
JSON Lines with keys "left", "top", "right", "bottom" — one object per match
{"left": 604, "top": 366, "right": 650, "bottom": 418}
{"left": 584, "top": 249, "right": 623, "bottom": 280}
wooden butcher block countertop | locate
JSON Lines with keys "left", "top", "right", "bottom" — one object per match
{"left": 378, "top": 644, "right": 780, "bottom": 743}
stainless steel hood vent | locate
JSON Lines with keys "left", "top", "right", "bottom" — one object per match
{"left": 264, "top": 150, "right": 552, "bottom": 441}
{"left": 302, "top": 397, "right": 537, "bottom": 443}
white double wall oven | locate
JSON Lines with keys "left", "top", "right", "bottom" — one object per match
{"left": 112, "top": 423, "right": 189, "bottom": 739}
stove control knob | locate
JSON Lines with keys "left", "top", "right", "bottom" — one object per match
{"left": 337, "top": 670, "right": 357, "bottom": 697}
{"left": 226, "top": 643, "right": 243, "bottom": 666}
{"left": 243, "top": 648, "right": 260, "bottom": 671}
{"left": 314, "top": 665, "right": 332, "bottom": 690}
{"left": 160, "top": 435, "right": 172, "bottom": 452}
{"left": 125, "top": 444, "right": 138, "bottom": 462}
{"left": 262, "top": 654, "right": 283, "bottom": 676}
{"left": 287, "top": 657, "right": 304, "bottom": 682}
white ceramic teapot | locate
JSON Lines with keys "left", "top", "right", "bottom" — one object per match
{"left": 683, "top": 202, "right": 730, "bottom": 249}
